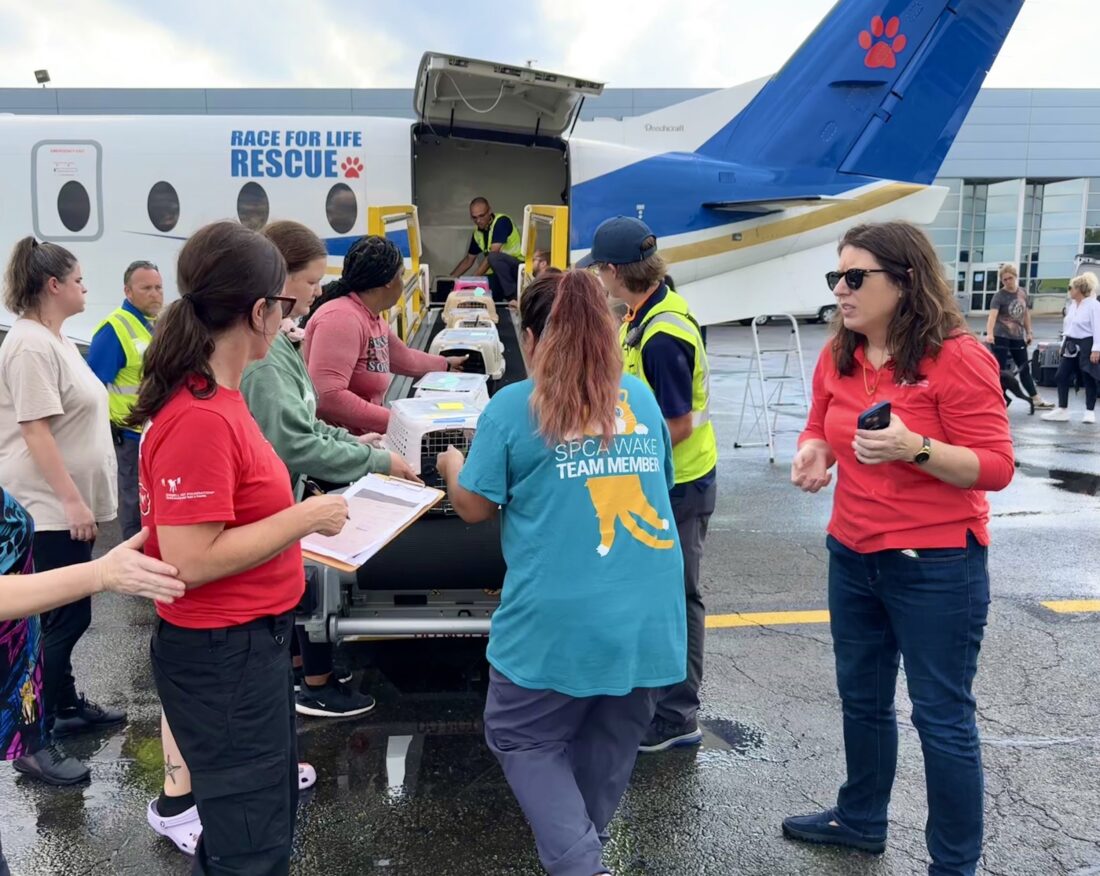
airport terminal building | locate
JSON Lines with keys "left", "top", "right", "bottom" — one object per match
{"left": 3, "top": 84, "right": 1098, "bottom": 313}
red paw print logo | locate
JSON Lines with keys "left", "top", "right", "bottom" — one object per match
{"left": 341, "top": 156, "right": 363, "bottom": 179}
{"left": 859, "top": 15, "right": 907, "bottom": 69}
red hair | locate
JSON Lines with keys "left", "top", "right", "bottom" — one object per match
{"left": 528, "top": 269, "right": 621, "bottom": 443}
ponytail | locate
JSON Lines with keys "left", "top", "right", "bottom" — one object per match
{"left": 3, "top": 237, "right": 77, "bottom": 315}
{"left": 126, "top": 298, "right": 215, "bottom": 427}
{"left": 127, "top": 221, "right": 286, "bottom": 427}
{"left": 528, "top": 269, "right": 620, "bottom": 444}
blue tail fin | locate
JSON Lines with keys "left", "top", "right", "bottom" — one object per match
{"left": 696, "top": 0, "right": 1024, "bottom": 185}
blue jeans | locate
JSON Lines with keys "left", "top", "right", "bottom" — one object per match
{"left": 827, "top": 532, "right": 989, "bottom": 876}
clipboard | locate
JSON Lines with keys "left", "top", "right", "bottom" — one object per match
{"left": 301, "top": 474, "right": 444, "bottom": 572}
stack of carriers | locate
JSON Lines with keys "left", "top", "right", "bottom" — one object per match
{"left": 384, "top": 397, "right": 483, "bottom": 514}
{"left": 429, "top": 327, "right": 506, "bottom": 380}
{"left": 413, "top": 371, "right": 491, "bottom": 409}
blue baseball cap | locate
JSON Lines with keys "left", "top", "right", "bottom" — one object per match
{"left": 575, "top": 217, "right": 658, "bottom": 268}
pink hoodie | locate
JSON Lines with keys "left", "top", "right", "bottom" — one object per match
{"left": 303, "top": 295, "right": 446, "bottom": 434}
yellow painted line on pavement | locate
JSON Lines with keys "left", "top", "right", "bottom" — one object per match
{"left": 1041, "top": 600, "right": 1100, "bottom": 614}
{"left": 706, "top": 610, "right": 830, "bottom": 629}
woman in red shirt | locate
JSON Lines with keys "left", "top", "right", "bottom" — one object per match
{"left": 302, "top": 235, "right": 465, "bottom": 435}
{"left": 129, "top": 222, "right": 348, "bottom": 876}
{"left": 784, "top": 222, "right": 1014, "bottom": 876}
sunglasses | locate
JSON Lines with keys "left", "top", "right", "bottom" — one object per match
{"left": 265, "top": 295, "right": 297, "bottom": 318}
{"left": 825, "top": 268, "right": 892, "bottom": 291}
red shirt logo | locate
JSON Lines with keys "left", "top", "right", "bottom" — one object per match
{"left": 859, "top": 15, "right": 907, "bottom": 69}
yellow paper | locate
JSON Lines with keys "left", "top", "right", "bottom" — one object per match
{"left": 436, "top": 402, "right": 465, "bottom": 410}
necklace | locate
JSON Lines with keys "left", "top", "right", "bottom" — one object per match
{"left": 862, "top": 362, "right": 881, "bottom": 396}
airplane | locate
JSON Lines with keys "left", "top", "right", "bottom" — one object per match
{"left": 0, "top": 0, "right": 1024, "bottom": 343}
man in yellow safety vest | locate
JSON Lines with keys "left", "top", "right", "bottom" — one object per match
{"left": 86, "top": 260, "right": 163, "bottom": 539}
{"left": 449, "top": 197, "right": 524, "bottom": 303}
{"left": 579, "top": 217, "right": 718, "bottom": 753}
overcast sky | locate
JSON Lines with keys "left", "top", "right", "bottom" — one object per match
{"left": 0, "top": 0, "right": 1092, "bottom": 91}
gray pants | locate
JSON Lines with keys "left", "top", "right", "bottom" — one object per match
{"left": 485, "top": 252, "right": 520, "bottom": 302}
{"left": 655, "top": 478, "right": 716, "bottom": 727}
{"left": 115, "top": 437, "right": 141, "bottom": 540}
{"left": 484, "top": 668, "right": 658, "bottom": 876}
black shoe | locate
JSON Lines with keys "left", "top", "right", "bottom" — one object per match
{"left": 294, "top": 665, "right": 352, "bottom": 692}
{"left": 52, "top": 695, "right": 127, "bottom": 736}
{"left": 638, "top": 717, "right": 704, "bottom": 753}
{"left": 295, "top": 679, "right": 376, "bottom": 718}
{"left": 13, "top": 743, "right": 90, "bottom": 786}
{"left": 782, "top": 808, "right": 887, "bottom": 854}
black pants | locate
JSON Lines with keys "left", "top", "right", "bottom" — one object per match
{"left": 34, "top": 531, "right": 94, "bottom": 728}
{"left": 992, "top": 337, "right": 1038, "bottom": 397}
{"left": 1057, "top": 337, "right": 1098, "bottom": 410}
{"left": 654, "top": 477, "right": 716, "bottom": 727}
{"left": 485, "top": 252, "right": 520, "bottom": 302}
{"left": 291, "top": 625, "right": 332, "bottom": 677}
{"left": 152, "top": 614, "right": 298, "bottom": 876}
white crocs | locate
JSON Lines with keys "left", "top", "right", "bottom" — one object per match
{"left": 146, "top": 799, "right": 201, "bottom": 856}
{"left": 298, "top": 762, "right": 316, "bottom": 790}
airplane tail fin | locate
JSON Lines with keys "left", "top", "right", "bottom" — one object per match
{"left": 696, "top": 0, "right": 1024, "bottom": 185}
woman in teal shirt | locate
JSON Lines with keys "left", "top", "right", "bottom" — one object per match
{"left": 437, "top": 270, "right": 686, "bottom": 876}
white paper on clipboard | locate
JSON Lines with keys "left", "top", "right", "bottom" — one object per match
{"left": 301, "top": 474, "right": 442, "bottom": 567}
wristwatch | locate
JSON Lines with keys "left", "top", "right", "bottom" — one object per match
{"left": 913, "top": 436, "right": 932, "bottom": 465}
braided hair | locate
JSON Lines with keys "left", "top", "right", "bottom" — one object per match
{"left": 306, "top": 235, "right": 403, "bottom": 323}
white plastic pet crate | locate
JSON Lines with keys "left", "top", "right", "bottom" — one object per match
{"left": 384, "top": 397, "right": 482, "bottom": 514}
{"left": 413, "top": 372, "right": 491, "bottom": 409}
{"left": 429, "top": 327, "right": 506, "bottom": 380}
{"left": 443, "top": 289, "right": 499, "bottom": 327}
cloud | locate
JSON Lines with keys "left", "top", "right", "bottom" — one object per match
{"left": 0, "top": 0, "right": 1094, "bottom": 90}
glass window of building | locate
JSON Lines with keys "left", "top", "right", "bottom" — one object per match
{"left": 1085, "top": 178, "right": 1100, "bottom": 258}
{"left": 1035, "top": 178, "right": 1085, "bottom": 293}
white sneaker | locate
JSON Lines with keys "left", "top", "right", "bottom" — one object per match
{"left": 1083, "top": 411, "right": 1096, "bottom": 424}
{"left": 1041, "top": 408, "right": 1070, "bottom": 422}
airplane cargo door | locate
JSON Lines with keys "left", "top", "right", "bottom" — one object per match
{"left": 32, "top": 140, "right": 104, "bottom": 242}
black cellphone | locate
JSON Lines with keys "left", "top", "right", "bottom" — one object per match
{"left": 857, "top": 401, "right": 892, "bottom": 431}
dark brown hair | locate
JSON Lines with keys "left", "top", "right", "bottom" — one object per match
{"left": 127, "top": 222, "right": 286, "bottom": 427}
{"left": 262, "top": 221, "right": 327, "bottom": 273}
{"left": 832, "top": 222, "right": 967, "bottom": 385}
{"left": 615, "top": 237, "right": 667, "bottom": 294}
{"left": 3, "top": 237, "right": 77, "bottom": 315}
{"left": 525, "top": 270, "right": 621, "bottom": 443}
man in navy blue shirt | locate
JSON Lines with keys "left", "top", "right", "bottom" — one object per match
{"left": 579, "top": 217, "right": 719, "bottom": 753}
{"left": 86, "top": 261, "right": 163, "bottom": 539}
{"left": 449, "top": 197, "right": 524, "bottom": 302}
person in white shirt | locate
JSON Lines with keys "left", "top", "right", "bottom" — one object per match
{"left": 1041, "top": 272, "right": 1100, "bottom": 424}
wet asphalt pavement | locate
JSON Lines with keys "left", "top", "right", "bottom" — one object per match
{"left": 2, "top": 318, "right": 1099, "bottom": 876}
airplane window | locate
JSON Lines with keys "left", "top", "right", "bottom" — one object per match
{"left": 57, "top": 181, "right": 91, "bottom": 233}
{"left": 326, "top": 183, "right": 357, "bottom": 234}
{"left": 148, "top": 181, "right": 180, "bottom": 232}
{"left": 237, "top": 182, "right": 270, "bottom": 231}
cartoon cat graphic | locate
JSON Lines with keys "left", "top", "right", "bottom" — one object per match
{"left": 614, "top": 388, "right": 648, "bottom": 435}
{"left": 585, "top": 475, "right": 673, "bottom": 556}
{"left": 582, "top": 388, "right": 671, "bottom": 556}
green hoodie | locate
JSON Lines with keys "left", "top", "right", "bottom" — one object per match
{"left": 241, "top": 333, "right": 391, "bottom": 499}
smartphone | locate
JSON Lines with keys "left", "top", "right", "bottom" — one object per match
{"left": 857, "top": 401, "right": 891, "bottom": 431}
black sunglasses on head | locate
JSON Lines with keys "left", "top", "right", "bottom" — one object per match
{"left": 825, "top": 268, "right": 892, "bottom": 291}
{"left": 265, "top": 295, "right": 296, "bottom": 318}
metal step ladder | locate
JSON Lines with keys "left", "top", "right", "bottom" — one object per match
{"left": 732, "top": 314, "right": 810, "bottom": 463}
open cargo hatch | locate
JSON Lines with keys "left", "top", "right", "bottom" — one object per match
{"left": 415, "top": 52, "right": 603, "bottom": 138}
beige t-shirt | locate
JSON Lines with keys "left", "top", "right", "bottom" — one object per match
{"left": 0, "top": 319, "right": 117, "bottom": 530}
